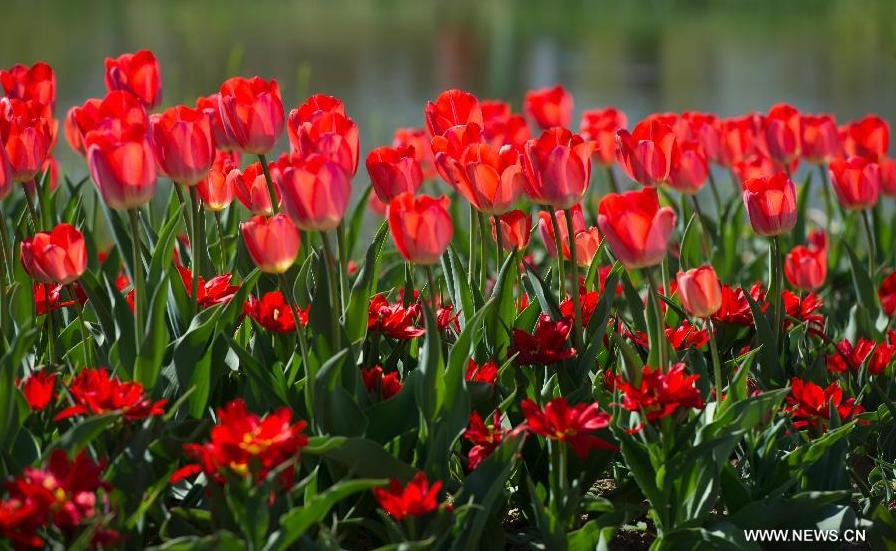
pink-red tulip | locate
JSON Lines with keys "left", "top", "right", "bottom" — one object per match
{"left": 681, "top": 112, "right": 722, "bottom": 163}
{"left": 66, "top": 91, "right": 148, "bottom": 156}
{"left": 668, "top": 140, "right": 708, "bottom": 194}
{"left": 597, "top": 187, "right": 676, "bottom": 269}
{"left": 241, "top": 214, "right": 300, "bottom": 274}
{"left": 732, "top": 154, "right": 777, "bottom": 186}
{"left": 538, "top": 205, "right": 585, "bottom": 258}
{"left": 760, "top": 103, "right": 801, "bottom": 166}
{"left": 829, "top": 156, "right": 880, "bottom": 210}
{"left": 197, "top": 150, "right": 240, "bottom": 212}
{"left": 523, "top": 127, "right": 594, "bottom": 209}
{"left": 393, "top": 127, "right": 436, "bottom": 179}
{"left": 573, "top": 227, "right": 602, "bottom": 268}
{"left": 676, "top": 265, "right": 722, "bottom": 317}
{"left": 431, "top": 123, "right": 484, "bottom": 187}
{"left": 456, "top": 143, "right": 525, "bottom": 214}
{"left": 580, "top": 107, "right": 627, "bottom": 166}
{"left": 741, "top": 173, "right": 797, "bottom": 236}
{"left": 615, "top": 119, "right": 677, "bottom": 186}
{"left": 840, "top": 115, "right": 889, "bottom": 161}
{"left": 287, "top": 94, "right": 360, "bottom": 176}
{"left": 366, "top": 145, "right": 423, "bottom": 203}
{"left": 387, "top": 192, "right": 453, "bottom": 265}
{"left": 149, "top": 105, "right": 215, "bottom": 185}
{"left": 20, "top": 223, "right": 87, "bottom": 285}
{"left": 491, "top": 209, "right": 532, "bottom": 251}
{"left": 425, "top": 89, "right": 483, "bottom": 139}
{"left": 800, "top": 114, "right": 840, "bottom": 164}
{"left": 85, "top": 128, "right": 157, "bottom": 210}
{"left": 278, "top": 154, "right": 351, "bottom": 231}
{"left": 880, "top": 158, "right": 896, "bottom": 197}
{"left": 481, "top": 100, "right": 530, "bottom": 149}
{"left": 0, "top": 62, "right": 56, "bottom": 115}
{"left": 0, "top": 98, "right": 52, "bottom": 183}
{"left": 524, "top": 85, "right": 573, "bottom": 130}
{"left": 718, "top": 115, "right": 759, "bottom": 167}
{"left": 228, "top": 162, "right": 279, "bottom": 215}
{"left": 104, "top": 50, "right": 162, "bottom": 110}
{"left": 785, "top": 230, "right": 827, "bottom": 291}
{"left": 196, "top": 94, "right": 237, "bottom": 151}
{"left": 218, "top": 76, "right": 284, "bottom": 155}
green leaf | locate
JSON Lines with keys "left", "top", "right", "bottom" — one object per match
{"left": 47, "top": 414, "right": 117, "bottom": 455}
{"left": 415, "top": 302, "right": 443, "bottom": 424}
{"left": 844, "top": 242, "right": 881, "bottom": 322}
{"left": 679, "top": 213, "right": 702, "bottom": 270}
{"left": 523, "top": 260, "right": 561, "bottom": 320}
{"left": 134, "top": 270, "right": 171, "bottom": 388}
{"left": 345, "top": 221, "right": 388, "bottom": 341}
{"left": 314, "top": 437, "right": 416, "bottom": 481}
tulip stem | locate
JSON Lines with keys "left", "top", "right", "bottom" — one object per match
{"left": 173, "top": 184, "right": 194, "bottom": 252}
{"left": 817, "top": 164, "right": 834, "bottom": 225}
{"left": 257, "top": 154, "right": 279, "bottom": 214}
{"left": 564, "top": 209, "right": 583, "bottom": 352}
{"left": 128, "top": 209, "right": 145, "bottom": 358}
{"left": 69, "top": 284, "right": 94, "bottom": 367}
{"left": 492, "top": 215, "right": 504, "bottom": 270}
{"left": 707, "top": 317, "right": 723, "bottom": 401}
{"left": 644, "top": 268, "right": 668, "bottom": 370}
{"left": 707, "top": 169, "right": 723, "bottom": 214}
{"left": 548, "top": 208, "right": 566, "bottom": 298}
{"left": 770, "top": 236, "right": 784, "bottom": 353}
{"left": 43, "top": 284, "right": 55, "bottom": 364}
{"left": 320, "top": 232, "right": 342, "bottom": 344}
{"left": 23, "top": 186, "right": 40, "bottom": 232}
{"left": 860, "top": 209, "right": 876, "bottom": 278}
{"left": 468, "top": 204, "right": 477, "bottom": 289}
{"left": 278, "top": 273, "right": 314, "bottom": 427}
{"left": 689, "top": 195, "right": 713, "bottom": 260}
{"left": 605, "top": 167, "right": 621, "bottom": 194}
{"left": 477, "top": 211, "right": 488, "bottom": 292}
{"left": 213, "top": 211, "right": 227, "bottom": 273}
{"left": 424, "top": 265, "right": 438, "bottom": 308}
{"left": 0, "top": 210, "right": 12, "bottom": 284}
{"left": 336, "top": 222, "right": 349, "bottom": 314}
{"left": 188, "top": 186, "right": 202, "bottom": 315}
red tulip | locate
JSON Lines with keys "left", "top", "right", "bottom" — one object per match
{"left": 456, "top": 142, "right": 525, "bottom": 214}
{"left": 55, "top": 368, "right": 166, "bottom": 422}
{"left": 615, "top": 119, "right": 677, "bottom": 186}
{"left": 361, "top": 365, "right": 403, "bottom": 400}
{"left": 464, "top": 411, "right": 506, "bottom": 469}
{"left": 387, "top": 193, "right": 453, "bottom": 265}
{"left": 241, "top": 214, "right": 300, "bottom": 274}
{"left": 481, "top": 100, "right": 530, "bottom": 149}
{"left": 278, "top": 154, "right": 351, "bottom": 231}
{"left": 732, "top": 154, "right": 777, "bottom": 186}
{"left": 175, "top": 266, "right": 239, "bottom": 309}
{"left": 230, "top": 161, "right": 280, "bottom": 214}
{"left": 668, "top": 140, "right": 709, "bottom": 194}
{"left": 288, "top": 94, "right": 359, "bottom": 176}
{"left": 537, "top": 204, "right": 585, "bottom": 257}
{"left": 20, "top": 223, "right": 87, "bottom": 285}
{"left": 880, "top": 271, "right": 896, "bottom": 318}
{"left": 392, "top": 127, "right": 436, "bottom": 178}
{"left": 20, "top": 370, "right": 56, "bottom": 411}
{"left": 522, "top": 127, "right": 594, "bottom": 209}
{"left": 373, "top": 472, "right": 442, "bottom": 520}
{"left": 597, "top": 187, "right": 676, "bottom": 269}
{"left": 785, "top": 230, "right": 827, "bottom": 291}
{"left": 580, "top": 107, "right": 627, "bottom": 166}
{"left": 613, "top": 363, "right": 705, "bottom": 425}
{"left": 787, "top": 378, "right": 863, "bottom": 433}
{"left": 0, "top": 141, "right": 11, "bottom": 201}
{"left": 491, "top": 209, "right": 532, "bottom": 251}
{"left": 104, "top": 49, "right": 162, "bottom": 109}
{"left": 573, "top": 227, "right": 602, "bottom": 268}
{"left": 829, "top": 156, "right": 880, "bottom": 210}
{"left": 510, "top": 313, "right": 576, "bottom": 365}
{"left": 741, "top": 173, "right": 797, "bottom": 236}
{"left": 0, "top": 62, "right": 56, "bottom": 114}
{"left": 197, "top": 150, "right": 240, "bottom": 212}
{"left": 800, "top": 114, "right": 840, "bottom": 164}
{"left": 760, "top": 103, "right": 801, "bottom": 166}
{"left": 425, "top": 89, "right": 483, "bottom": 138}
{"left": 368, "top": 293, "right": 425, "bottom": 340}
{"left": 524, "top": 84, "right": 573, "bottom": 130}
{"left": 676, "top": 265, "right": 722, "bottom": 318}
{"left": 880, "top": 158, "right": 896, "bottom": 197}
{"left": 718, "top": 114, "right": 759, "bottom": 167}
{"left": 0, "top": 98, "right": 52, "bottom": 183}
{"left": 85, "top": 128, "right": 157, "bottom": 210}
{"left": 195, "top": 93, "right": 237, "bottom": 151}
{"left": 681, "top": 112, "right": 722, "bottom": 163}
{"left": 366, "top": 145, "right": 423, "bottom": 203}
{"left": 218, "top": 76, "right": 284, "bottom": 155}
{"left": 840, "top": 115, "right": 889, "bottom": 161}
{"left": 244, "top": 290, "right": 309, "bottom": 333}
{"left": 149, "top": 105, "right": 214, "bottom": 185}
{"left": 66, "top": 91, "right": 148, "bottom": 157}
{"left": 521, "top": 397, "right": 615, "bottom": 458}
{"left": 431, "top": 122, "right": 484, "bottom": 187}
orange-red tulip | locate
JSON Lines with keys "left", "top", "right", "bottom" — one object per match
{"left": 85, "top": 128, "right": 157, "bottom": 210}
{"left": 393, "top": 127, "right": 436, "bottom": 179}
{"left": 523, "top": 127, "right": 594, "bottom": 209}
{"left": 425, "top": 89, "right": 483, "bottom": 139}
{"left": 20, "top": 223, "right": 87, "bottom": 285}
{"left": 0, "top": 98, "right": 52, "bottom": 183}
{"left": 481, "top": 100, "right": 530, "bottom": 149}
{"left": 681, "top": 112, "right": 722, "bottom": 164}
{"left": 676, "top": 265, "right": 722, "bottom": 317}
{"left": 668, "top": 140, "right": 708, "bottom": 194}
{"left": 785, "top": 230, "right": 827, "bottom": 291}
{"left": 580, "top": 107, "right": 627, "bottom": 166}
{"left": 278, "top": 154, "right": 351, "bottom": 231}
{"left": 524, "top": 84, "right": 573, "bottom": 130}
{"left": 741, "top": 173, "right": 797, "bottom": 236}
{"left": 615, "top": 119, "right": 677, "bottom": 186}
{"left": 718, "top": 114, "right": 759, "bottom": 167}
{"left": 431, "top": 123, "right": 484, "bottom": 188}
{"left": 104, "top": 49, "right": 162, "bottom": 110}
{"left": 228, "top": 161, "right": 279, "bottom": 215}
{"left": 366, "top": 145, "right": 423, "bottom": 203}
{"left": 387, "top": 192, "right": 453, "bottom": 265}
{"left": 241, "top": 214, "right": 300, "bottom": 274}
{"left": 573, "top": 227, "right": 602, "bottom": 268}
{"left": 732, "top": 154, "right": 777, "bottom": 187}
{"left": 829, "top": 156, "right": 880, "bottom": 210}
{"left": 538, "top": 205, "right": 585, "bottom": 258}
{"left": 880, "top": 158, "right": 896, "bottom": 197}
{"left": 287, "top": 94, "right": 360, "bottom": 176}
{"left": 149, "top": 105, "right": 215, "bottom": 185}
{"left": 197, "top": 150, "right": 240, "bottom": 212}
{"left": 66, "top": 91, "right": 148, "bottom": 157}
{"left": 0, "top": 143, "right": 11, "bottom": 200}
{"left": 800, "top": 114, "right": 840, "bottom": 164}
{"left": 218, "top": 76, "right": 284, "bottom": 155}
{"left": 597, "top": 187, "right": 676, "bottom": 269}
{"left": 840, "top": 115, "right": 889, "bottom": 162}
{"left": 196, "top": 93, "right": 237, "bottom": 151}
{"left": 457, "top": 143, "right": 525, "bottom": 214}
{"left": 760, "top": 103, "right": 801, "bottom": 166}
{"left": 1, "top": 62, "right": 56, "bottom": 115}
{"left": 491, "top": 209, "right": 532, "bottom": 251}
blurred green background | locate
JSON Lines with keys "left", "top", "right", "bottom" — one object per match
{"left": 2, "top": 0, "right": 895, "bottom": 173}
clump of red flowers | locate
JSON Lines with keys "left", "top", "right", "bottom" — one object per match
{"left": 521, "top": 397, "right": 615, "bottom": 458}
{"left": 782, "top": 291, "right": 824, "bottom": 335}
{"left": 510, "top": 314, "right": 576, "bottom": 365}
{"left": 368, "top": 293, "right": 425, "bottom": 340}
{"left": 54, "top": 368, "right": 167, "bottom": 422}
{"left": 171, "top": 399, "right": 308, "bottom": 484}
{"left": 361, "top": 365, "right": 403, "bottom": 400}
{"left": 463, "top": 410, "right": 508, "bottom": 470}
{"left": 827, "top": 337, "right": 895, "bottom": 376}
{"left": 176, "top": 265, "right": 240, "bottom": 308}
{"left": 244, "top": 291, "right": 309, "bottom": 333}
{"left": 465, "top": 359, "right": 498, "bottom": 385}
{"left": 880, "top": 271, "right": 896, "bottom": 318}
{"left": 786, "top": 378, "right": 864, "bottom": 433}
{"left": 712, "top": 283, "right": 767, "bottom": 326}
{"left": 19, "top": 370, "right": 56, "bottom": 411}
{"left": 613, "top": 363, "right": 705, "bottom": 426}
{"left": 373, "top": 472, "right": 443, "bottom": 520}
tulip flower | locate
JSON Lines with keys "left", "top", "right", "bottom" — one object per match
{"left": 278, "top": 154, "right": 352, "bottom": 232}
{"left": 828, "top": 156, "right": 880, "bottom": 210}
{"left": 55, "top": 367, "right": 166, "bottom": 422}
{"left": 197, "top": 150, "right": 240, "bottom": 212}
{"left": 597, "top": 187, "right": 676, "bottom": 270}
{"left": 456, "top": 142, "right": 525, "bottom": 214}
{"left": 393, "top": 127, "right": 436, "bottom": 178}
{"left": 464, "top": 411, "right": 506, "bottom": 469}
{"left": 787, "top": 378, "right": 864, "bottom": 434}
{"left": 668, "top": 140, "right": 709, "bottom": 194}
{"left": 573, "top": 227, "right": 602, "bottom": 268}
{"left": 741, "top": 173, "right": 797, "bottom": 237}
{"left": 19, "top": 223, "right": 87, "bottom": 285}
{"left": 66, "top": 91, "right": 148, "bottom": 157}
{"left": 524, "top": 84, "right": 573, "bottom": 130}
{"left": 245, "top": 291, "right": 309, "bottom": 333}
{"left": 149, "top": 105, "right": 215, "bottom": 185}
{"left": 522, "top": 127, "right": 594, "bottom": 209}
{"left": 615, "top": 119, "right": 677, "bottom": 186}
{"left": 0, "top": 98, "right": 52, "bottom": 183}
{"left": 431, "top": 123, "right": 484, "bottom": 188}
{"left": 880, "top": 271, "right": 896, "bottom": 318}
{"left": 520, "top": 397, "right": 615, "bottom": 458}
{"left": 218, "top": 76, "right": 284, "bottom": 155}
{"left": 387, "top": 192, "right": 453, "bottom": 265}
{"left": 481, "top": 100, "right": 530, "bottom": 149}
{"left": 0, "top": 143, "right": 11, "bottom": 201}
{"left": 228, "top": 162, "right": 279, "bottom": 215}
{"left": 491, "top": 209, "right": 532, "bottom": 251}
{"left": 785, "top": 230, "right": 827, "bottom": 291}
{"left": 760, "top": 103, "right": 801, "bottom": 167}
{"left": 0, "top": 62, "right": 56, "bottom": 115}
{"left": 20, "top": 370, "right": 56, "bottom": 411}
{"left": 718, "top": 115, "right": 759, "bottom": 167}
{"left": 425, "top": 88, "right": 483, "bottom": 138}
{"left": 880, "top": 158, "right": 896, "bottom": 197}
{"left": 537, "top": 204, "right": 585, "bottom": 258}
{"left": 287, "top": 95, "right": 360, "bottom": 176}
{"left": 800, "top": 114, "right": 840, "bottom": 164}
{"left": 195, "top": 93, "right": 237, "bottom": 151}
{"left": 732, "top": 154, "right": 777, "bottom": 186}
{"left": 85, "top": 128, "right": 157, "bottom": 210}
{"left": 681, "top": 111, "right": 722, "bottom": 163}
{"left": 366, "top": 145, "right": 423, "bottom": 203}
{"left": 104, "top": 49, "right": 162, "bottom": 109}
{"left": 676, "top": 266, "right": 723, "bottom": 318}
{"left": 362, "top": 365, "right": 404, "bottom": 400}
{"left": 840, "top": 115, "right": 889, "bottom": 161}
{"left": 580, "top": 107, "right": 628, "bottom": 167}
{"left": 373, "top": 472, "right": 442, "bottom": 520}
{"left": 613, "top": 364, "right": 705, "bottom": 425}
{"left": 241, "top": 214, "right": 300, "bottom": 274}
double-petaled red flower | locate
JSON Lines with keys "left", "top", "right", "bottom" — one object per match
{"left": 172, "top": 399, "right": 308, "bottom": 484}
{"left": 465, "top": 359, "right": 499, "bottom": 385}
{"left": 712, "top": 283, "right": 767, "bottom": 326}
{"left": 19, "top": 370, "right": 56, "bottom": 411}
{"left": 787, "top": 378, "right": 864, "bottom": 433}
{"left": 287, "top": 94, "right": 359, "bottom": 176}
{"left": 666, "top": 320, "right": 710, "bottom": 351}
{"left": 464, "top": 410, "right": 508, "bottom": 470}
{"left": 782, "top": 291, "right": 824, "bottom": 336}
{"left": 54, "top": 368, "right": 167, "bottom": 422}
{"left": 361, "top": 365, "right": 403, "bottom": 400}
{"left": 521, "top": 397, "right": 615, "bottom": 458}
{"left": 881, "top": 271, "right": 896, "bottom": 318}
{"left": 373, "top": 472, "right": 443, "bottom": 521}
{"left": 244, "top": 291, "right": 309, "bottom": 333}
{"left": 367, "top": 293, "right": 425, "bottom": 340}
{"left": 176, "top": 266, "right": 239, "bottom": 309}
{"left": 615, "top": 364, "right": 705, "bottom": 425}
{"left": 510, "top": 314, "right": 576, "bottom": 365}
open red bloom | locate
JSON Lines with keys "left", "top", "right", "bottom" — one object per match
{"left": 368, "top": 294, "right": 425, "bottom": 340}
{"left": 666, "top": 320, "right": 710, "bottom": 351}
{"left": 840, "top": 115, "right": 889, "bottom": 162}
{"left": 244, "top": 291, "right": 308, "bottom": 333}
{"left": 560, "top": 290, "right": 600, "bottom": 327}
{"left": 373, "top": 472, "right": 442, "bottom": 521}
{"left": 521, "top": 397, "right": 615, "bottom": 458}
{"left": 782, "top": 291, "right": 825, "bottom": 336}
{"left": 33, "top": 282, "right": 77, "bottom": 315}
{"left": 287, "top": 94, "right": 359, "bottom": 176}
{"left": 464, "top": 410, "right": 507, "bottom": 470}
{"left": 425, "top": 89, "right": 483, "bottom": 139}
{"left": 54, "top": 368, "right": 167, "bottom": 422}
{"left": 827, "top": 337, "right": 895, "bottom": 376}
{"left": 465, "top": 359, "right": 499, "bottom": 385}
{"left": 524, "top": 84, "right": 573, "bottom": 130}
{"left": 176, "top": 266, "right": 239, "bottom": 309}
{"left": 510, "top": 314, "right": 576, "bottom": 365}
{"left": 20, "top": 370, "right": 56, "bottom": 411}
{"left": 580, "top": 107, "right": 627, "bottom": 166}
{"left": 712, "top": 283, "right": 767, "bottom": 326}
{"left": 616, "top": 364, "right": 705, "bottom": 425}
{"left": 881, "top": 271, "right": 896, "bottom": 318}
{"left": 615, "top": 119, "right": 677, "bottom": 186}
{"left": 172, "top": 399, "right": 308, "bottom": 484}
{"left": 104, "top": 49, "right": 162, "bottom": 109}
{"left": 787, "top": 378, "right": 864, "bottom": 433}
{"left": 361, "top": 365, "right": 403, "bottom": 400}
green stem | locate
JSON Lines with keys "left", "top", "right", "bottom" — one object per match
{"left": 468, "top": 204, "right": 477, "bottom": 289}
{"left": 257, "top": 154, "right": 279, "bottom": 214}
{"left": 213, "top": 211, "right": 227, "bottom": 273}
{"left": 690, "top": 195, "right": 713, "bottom": 260}
{"left": 707, "top": 318, "right": 723, "bottom": 402}
{"left": 0, "top": 210, "right": 12, "bottom": 283}
{"left": 548, "top": 208, "right": 566, "bottom": 298}
{"left": 69, "top": 284, "right": 94, "bottom": 367}
{"left": 645, "top": 268, "right": 668, "bottom": 370}
{"left": 23, "top": 185, "right": 39, "bottom": 231}
{"left": 492, "top": 214, "right": 504, "bottom": 270}
{"left": 128, "top": 209, "right": 145, "bottom": 357}
{"left": 173, "top": 183, "right": 194, "bottom": 250}
{"left": 564, "top": 209, "right": 583, "bottom": 352}
{"left": 818, "top": 163, "right": 833, "bottom": 225}
{"left": 320, "top": 232, "right": 341, "bottom": 345}
{"left": 336, "top": 222, "right": 349, "bottom": 313}
{"left": 425, "top": 265, "right": 438, "bottom": 307}
{"left": 278, "top": 273, "right": 314, "bottom": 427}
{"left": 860, "top": 209, "right": 876, "bottom": 278}
{"left": 770, "top": 236, "right": 783, "bottom": 353}
{"left": 605, "top": 166, "right": 621, "bottom": 194}
{"left": 188, "top": 186, "right": 202, "bottom": 314}
{"left": 43, "top": 284, "right": 54, "bottom": 364}
{"left": 706, "top": 169, "right": 723, "bottom": 214}
{"left": 476, "top": 211, "right": 488, "bottom": 292}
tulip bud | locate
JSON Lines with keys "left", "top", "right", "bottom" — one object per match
{"left": 104, "top": 50, "right": 162, "bottom": 110}
{"left": 829, "top": 156, "right": 880, "bottom": 210}
{"left": 573, "top": 227, "right": 602, "bottom": 268}
{"left": 279, "top": 154, "right": 351, "bottom": 232}
{"left": 597, "top": 187, "right": 676, "bottom": 270}
{"left": 149, "top": 105, "right": 215, "bottom": 185}
{"left": 218, "top": 76, "right": 284, "bottom": 155}
{"left": 387, "top": 192, "right": 453, "bottom": 265}
{"left": 20, "top": 223, "right": 87, "bottom": 285}
{"left": 523, "top": 127, "right": 594, "bottom": 209}
{"left": 524, "top": 84, "right": 573, "bottom": 130}
{"left": 491, "top": 209, "right": 532, "bottom": 251}
{"left": 241, "top": 214, "right": 300, "bottom": 274}
{"left": 741, "top": 173, "right": 797, "bottom": 237}
{"left": 676, "top": 265, "right": 723, "bottom": 318}
{"left": 366, "top": 145, "right": 423, "bottom": 203}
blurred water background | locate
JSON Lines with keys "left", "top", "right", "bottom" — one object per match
{"left": 1, "top": 0, "right": 895, "bottom": 183}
